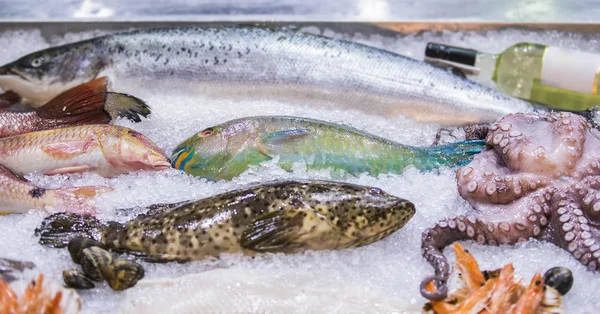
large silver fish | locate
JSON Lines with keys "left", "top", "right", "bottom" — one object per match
{"left": 0, "top": 27, "right": 534, "bottom": 126}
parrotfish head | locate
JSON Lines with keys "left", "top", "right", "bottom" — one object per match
{"left": 100, "top": 126, "right": 171, "bottom": 174}
{"left": 171, "top": 119, "right": 256, "bottom": 180}
{"left": 0, "top": 40, "right": 105, "bottom": 106}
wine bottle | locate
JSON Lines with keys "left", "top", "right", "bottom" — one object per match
{"left": 425, "top": 42, "right": 600, "bottom": 111}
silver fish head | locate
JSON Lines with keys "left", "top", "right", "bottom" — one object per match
{"left": 0, "top": 41, "right": 105, "bottom": 105}
{"left": 171, "top": 119, "right": 258, "bottom": 180}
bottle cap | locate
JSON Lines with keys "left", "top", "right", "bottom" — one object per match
{"left": 425, "top": 43, "right": 477, "bottom": 66}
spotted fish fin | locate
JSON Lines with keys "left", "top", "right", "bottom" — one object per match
{"left": 260, "top": 129, "right": 311, "bottom": 152}
{"left": 241, "top": 208, "right": 339, "bottom": 253}
{"left": 41, "top": 140, "right": 98, "bottom": 159}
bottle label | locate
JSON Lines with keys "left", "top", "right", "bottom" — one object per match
{"left": 541, "top": 47, "right": 600, "bottom": 95}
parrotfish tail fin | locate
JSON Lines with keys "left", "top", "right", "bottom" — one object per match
{"left": 104, "top": 92, "right": 151, "bottom": 122}
{"left": 425, "top": 140, "right": 486, "bottom": 168}
{"left": 51, "top": 186, "right": 114, "bottom": 215}
{"left": 0, "top": 90, "right": 21, "bottom": 108}
{"left": 35, "top": 213, "right": 106, "bottom": 248}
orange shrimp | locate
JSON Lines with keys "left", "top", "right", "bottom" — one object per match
{"left": 508, "top": 273, "right": 544, "bottom": 314}
{"left": 453, "top": 242, "right": 486, "bottom": 292}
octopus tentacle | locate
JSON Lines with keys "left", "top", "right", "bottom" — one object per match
{"left": 420, "top": 213, "right": 544, "bottom": 300}
{"left": 551, "top": 198, "right": 600, "bottom": 271}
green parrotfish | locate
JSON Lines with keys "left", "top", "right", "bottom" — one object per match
{"left": 171, "top": 116, "right": 486, "bottom": 181}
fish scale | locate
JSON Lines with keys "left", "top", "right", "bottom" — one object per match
{"left": 0, "top": 26, "right": 534, "bottom": 125}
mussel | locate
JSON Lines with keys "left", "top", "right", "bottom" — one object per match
{"left": 67, "top": 237, "right": 106, "bottom": 264}
{"left": 543, "top": 267, "right": 573, "bottom": 295}
{"left": 103, "top": 259, "right": 145, "bottom": 291}
{"left": 63, "top": 269, "right": 95, "bottom": 289}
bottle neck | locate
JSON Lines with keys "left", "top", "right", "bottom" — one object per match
{"left": 425, "top": 42, "right": 497, "bottom": 80}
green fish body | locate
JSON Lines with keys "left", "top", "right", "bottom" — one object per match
{"left": 171, "top": 116, "right": 485, "bottom": 181}
{"left": 36, "top": 180, "right": 415, "bottom": 262}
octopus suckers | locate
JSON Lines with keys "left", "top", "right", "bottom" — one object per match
{"left": 492, "top": 134, "right": 503, "bottom": 145}
{"left": 590, "top": 244, "right": 600, "bottom": 252}
{"left": 448, "top": 221, "right": 456, "bottom": 229}
{"left": 458, "top": 222, "right": 466, "bottom": 232}
{"left": 466, "top": 181, "right": 478, "bottom": 193}
{"left": 579, "top": 217, "right": 589, "bottom": 224}
{"left": 581, "top": 231, "right": 592, "bottom": 239}
{"left": 499, "top": 138, "right": 509, "bottom": 148}
{"left": 562, "top": 222, "right": 573, "bottom": 232}
{"left": 584, "top": 239, "right": 595, "bottom": 247}
{"left": 486, "top": 223, "right": 494, "bottom": 232}
{"left": 532, "top": 204, "right": 542, "bottom": 213}
{"left": 562, "top": 119, "right": 571, "bottom": 125}
{"left": 485, "top": 183, "right": 497, "bottom": 196}
{"left": 593, "top": 203, "right": 600, "bottom": 212}
{"left": 584, "top": 196, "right": 593, "bottom": 205}
{"left": 557, "top": 207, "right": 567, "bottom": 215}
{"left": 565, "top": 232, "right": 575, "bottom": 241}
{"left": 513, "top": 186, "right": 522, "bottom": 195}
{"left": 490, "top": 124, "right": 499, "bottom": 131}
{"left": 500, "top": 122, "right": 512, "bottom": 131}
{"left": 438, "top": 221, "right": 448, "bottom": 228}
{"left": 466, "top": 215, "right": 476, "bottom": 224}
{"left": 559, "top": 214, "right": 570, "bottom": 223}
{"left": 515, "top": 222, "right": 527, "bottom": 231}
{"left": 499, "top": 222, "right": 510, "bottom": 232}
{"left": 573, "top": 209, "right": 583, "bottom": 216}
{"left": 568, "top": 242, "right": 578, "bottom": 252}
{"left": 527, "top": 215, "right": 537, "bottom": 222}
{"left": 509, "top": 130, "right": 522, "bottom": 137}
{"left": 593, "top": 251, "right": 600, "bottom": 258}
{"left": 589, "top": 261, "right": 597, "bottom": 271}
{"left": 533, "top": 226, "right": 541, "bottom": 236}
{"left": 540, "top": 216, "right": 548, "bottom": 226}
{"left": 581, "top": 224, "right": 590, "bottom": 231}
{"left": 462, "top": 167, "right": 473, "bottom": 176}
{"left": 476, "top": 234, "right": 485, "bottom": 243}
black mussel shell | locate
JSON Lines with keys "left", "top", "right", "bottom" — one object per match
{"left": 63, "top": 269, "right": 95, "bottom": 289}
{"left": 80, "top": 247, "right": 113, "bottom": 282}
{"left": 0, "top": 257, "right": 35, "bottom": 283}
{"left": 68, "top": 237, "right": 106, "bottom": 264}
{"left": 103, "top": 259, "right": 145, "bottom": 291}
{"left": 543, "top": 267, "right": 573, "bottom": 295}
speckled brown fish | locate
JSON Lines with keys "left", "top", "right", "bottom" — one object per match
{"left": 0, "top": 77, "right": 150, "bottom": 138}
{"left": 36, "top": 180, "right": 415, "bottom": 261}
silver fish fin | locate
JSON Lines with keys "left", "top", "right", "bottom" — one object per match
{"left": 241, "top": 207, "right": 337, "bottom": 253}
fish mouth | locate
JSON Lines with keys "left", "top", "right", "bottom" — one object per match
{"left": 150, "top": 156, "right": 172, "bottom": 170}
{"left": 0, "top": 64, "right": 28, "bottom": 82}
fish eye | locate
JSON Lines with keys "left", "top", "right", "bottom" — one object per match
{"left": 31, "top": 57, "right": 43, "bottom": 68}
{"left": 200, "top": 128, "right": 214, "bottom": 137}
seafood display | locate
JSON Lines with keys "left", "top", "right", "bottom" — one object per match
{"left": 0, "top": 274, "right": 82, "bottom": 314}
{"left": 0, "top": 77, "right": 150, "bottom": 138}
{"left": 422, "top": 242, "right": 566, "bottom": 313}
{"left": 36, "top": 180, "right": 415, "bottom": 261}
{"left": 0, "top": 124, "right": 170, "bottom": 177}
{"left": 421, "top": 111, "right": 600, "bottom": 300}
{"left": 0, "top": 27, "right": 535, "bottom": 126}
{"left": 63, "top": 238, "right": 144, "bottom": 291}
{"left": 2, "top": 22, "right": 600, "bottom": 313}
{"left": 171, "top": 116, "right": 485, "bottom": 180}
{"left": 0, "top": 257, "right": 35, "bottom": 283}
{"left": 0, "top": 164, "right": 111, "bottom": 214}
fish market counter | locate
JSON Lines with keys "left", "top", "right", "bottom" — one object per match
{"left": 0, "top": 19, "right": 599, "bottom": 314}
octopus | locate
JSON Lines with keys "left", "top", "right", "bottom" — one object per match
{"left": 420, "top": 111, "right": 600, "bottom": 301}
